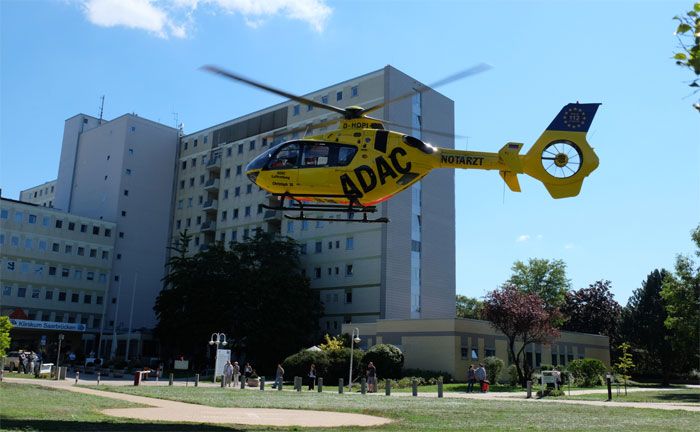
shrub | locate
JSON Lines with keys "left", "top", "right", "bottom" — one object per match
{"left": 507, "top": 364, "right": 519, "bottom": 386}
{"left": 567, "top": 358, "right": 607, "bottom": 387}
{"left": 539, "top": 364, "right": 554, "bottom": 371}
{"left": 484, "top": 356, "right": 504, "bottom": 384}
{"left": 536, "top": 388, "right": 564, "bottom": 397}
{"left": 320, "top": 347, "right": 363, "bottom": 385}
{"left": 401, "top": 368, "right": 453, "bottom": 383}
{"left": 363, "top": 344, "right": 404, "bottom": 379}
{"left": 282, "top": 349, "right": 329, "bottom": 382}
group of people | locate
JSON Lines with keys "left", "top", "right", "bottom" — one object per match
{"left": 466, "top": 363, "right": 488, "bottom": 393}
{"left": 223, "top": 361, "right": 256, "bottom": 387}
{"left": 16, "top": 350, "right": 42, "bottom": 376}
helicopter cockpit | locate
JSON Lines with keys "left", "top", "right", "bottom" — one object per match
{"left": 247, "top": 140, "right": 358, "bottom": 173}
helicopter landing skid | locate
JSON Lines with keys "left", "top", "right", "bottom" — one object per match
{"left": 263, "top": 194, "right": 389, "bottom": 223}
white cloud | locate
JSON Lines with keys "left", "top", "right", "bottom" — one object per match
{"left": 564, "top": 243, "right": 575, "bottom": 250}
{"left": 516, "top": 235, "right": 530, "bottom": 243}
{"left": 80, "top": 0, "right": 332, "bottom": 38}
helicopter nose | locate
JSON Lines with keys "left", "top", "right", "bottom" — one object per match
{"left": 246, "top": 170, "right": 259, "bottom": 183}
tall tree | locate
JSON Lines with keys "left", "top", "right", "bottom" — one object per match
{"left": 0, "top": 316, "right": 12, "bottom": 357}
{"left": 672, "top": 2, "right": 700, "bottom": 112}
{"left": 456, "top": 295, "right": 484, "bottom": 319}
{"left": 483, "top": 284, "right": 561, "bottom": 386}
{"left": 154, "top": 230, "right": 322, "bottom": 374}
{"left": 562, "top": 280, "right": 622, "bottom": 338}
{"left": 620, "top": 269, "right": 675, "bottom": 385}
{"left": 506, "top": 258, "right": 570, "bottom": 311}
{"left": 661, "top": 224, "right": 700, "bottom": 373}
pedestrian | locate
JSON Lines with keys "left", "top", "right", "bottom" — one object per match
{"left": 307, "top": 363, "right": 316, "bottom": 390}
{"left": 466, "top": 364, "right": 476, "bottom": 393}
{"left": 223, "top": 360, "right": 234, "bottom": 387}
{"left": 21, "top": 351, "right": 29, "bottom": 374}
{"left": 273, "top": 363, "right": 284, "bottom": 389}
{"left": 244, "top": 362, "right": 252, "bottom": 379}
{"left": 232, "top": 361, "right": 240, "bottom": 388}
{"left": 28, "top": 352, "right": 36, "bottom": 376}
{"left": 475, "top": 363, "right": 487, "bottom": 392}
{"left": 366, "top": 361, "right": 377, "bottom": 393}
{"left": 33, "top": 352, "right": 42, "bottom": 378}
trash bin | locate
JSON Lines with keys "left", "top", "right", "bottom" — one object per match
{"left": 134, "top": 371, "right": 142, "bottom": 386}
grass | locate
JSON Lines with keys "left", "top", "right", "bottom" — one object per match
{"left": 564, "top": 388, "right": 700, "bottom": 403}
{"left": 89, "top": 384, "right": 700, "bottom": 431}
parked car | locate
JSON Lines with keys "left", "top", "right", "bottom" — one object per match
{"left": 2, "top": 351, "right": 21, "bottom": 371}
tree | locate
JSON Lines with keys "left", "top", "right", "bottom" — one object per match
{"left": 614, "top": 342, "right": 635, "bottom": 396}
{"left": 363, "top": 344, "right": 404, "bottom": 379}
{"left": 154, "top": 230, "right": 323, "bottom": 374}
{"left": 672, "top": 2, "right": 700, "bottom": 112}
{"left": 506, "top": 258, "right": 571, "bottom": 311}
{"left": 619, "top": 269, "right": 675, "bottom": 385}
{"left": 483, "top": 284, "right": 561, "bottom": 386}
{"left": 562, "top": 280, "right": 622, "bottom": 338}
{"left": 456, "top": 295, "right": 484, "bottom": 319}
{"left": 660, "top": 224, "right": 700, "bottom": 373}
{"left": 0, "top": 316, "right": 12, "bottom": 358}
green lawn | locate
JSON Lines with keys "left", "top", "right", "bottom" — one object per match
{"left": 91, "top": 384, "right": 700, "bottom": 431}
{"left": 564, "top": 388, "right": 700, "bottom": 403}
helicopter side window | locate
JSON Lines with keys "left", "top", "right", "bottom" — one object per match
{"left": 302, "top": 143, "right": 330, "bottom": 167}
{"left": 268, "top": 143, "right": 299, "bottom": 169}
{"left": 336, "top": 146, "right": 357, "bottom": 166}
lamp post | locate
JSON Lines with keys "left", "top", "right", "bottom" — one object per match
{"left": 348, "top": 328, "right": 360, "bottom": 391}
{"left": 209, "top": 333, "right": 227, "bottom": 382}
{"left": 55, "top": 333, "right": 64, "bottom": 380}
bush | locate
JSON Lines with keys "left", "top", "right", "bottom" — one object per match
{"left": 363, "top": 344, "right": 404, "bottom": 379}
{"left": 281, "top": 349, "right": 329, "bottom": 381}
{"left": 507, "top": 364, "right": 519, "bottom": 386}
{"left": 567, "top": 358, "right": 607, "bottom": 387}
{"left": 318, "top": 348, "right": 363, "bottom": 385}
{"left": 401, "top": 368, "right": 453, "bottom": 383}
{"left": 483, "top": 356, "right": 504, "bottom": 384}
{"left": 539, "top": 364, "right": 554, "bottom": 371}
{"left": 536, "top": 388, "right": 564, "bottom": 397}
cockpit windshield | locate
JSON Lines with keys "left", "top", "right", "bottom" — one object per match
{"left": 259, "top": 140, "right": 357, "bottom": 170}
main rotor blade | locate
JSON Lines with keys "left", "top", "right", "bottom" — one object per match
{"left": 202, "top": 65, "right": 348, "bottom": 116}
{"left": 270, "top": 116, "right": 342, "bottom": 140}
{"left": 361, "top": 63, "right": 492, "bottom": 115}
{"left": 367, "top": 116, "right": 465, "bottom": 140}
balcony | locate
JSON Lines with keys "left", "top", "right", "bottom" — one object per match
{"left": 203, "top": 178, "right": 220, "bottom": 192}
{"left": 202, "top": 199, "right": 218, "bottom": 214}
{"left": 201, "top": 220, "right": 216, "bottom": 232}
{"left": 205, "top": 156, "right": 221, "bottom": 173}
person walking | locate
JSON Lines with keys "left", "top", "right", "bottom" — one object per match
{"left": 307, "top": 364, "right": 316, "bottom": 390}
{"left": 366, "top": 361, "right": 377, "bottom": 393}
{"left": 466, "top": 364, "right": 476, "bottom": 393}
{"left": 20, "top": 351, "right": 29, "bottom": 374}
{"left": 28, "top": 352, "right": 36, "bottom": 376}
{"left": 273, "top": 363, "right": 284, "bottom": 389}
{"left": 232, "top": 361, "right": 241, "bottom": 388}
{"left": 223, "top": 360, "right": 234, "bottom": 387}
{"left": 475, "top": 363, "right": 487, "bottom": 393}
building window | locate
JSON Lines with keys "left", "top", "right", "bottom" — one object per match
{"left": 28, "top": 214, "right": 37, "bottom": 224}
{"left": 257, "top": 204, "right": 263, "bottom": 214}
{"left": 236, "top": 165, "right": 242, "bottom": 176}
{"left": 231, "top": 230, "right": 237, "bottom": 242}
{"left": 45, "top": 290, "right": 53, "bottom": 300}
{"left": 180, "top": 180, "right": 185, "bottom": 190}
{"left": 96, "top": 296, "right": 103, "bottom": 305}
{"left": 87, "top": 272, "right": 94, "bottom": 281}
{"left": 121, "top": 211, "right": 126, "bottom": 217}
{"left": 116, "top": 253, "right": 122, "bottom": 260}
{"left": 182, "top": 161, "right": 187, "bottom": 170}
{"left": 196, "top": 216, "right": 201, "bottom": 225}
{"left": 345, "top": 291, "right": 353, "bottom": 303}
{"left": 52, "top": 243, "right": 60, "bottom": 252}
{"left": 31, "top": 288, "right": 40, "bottom": 299}
{"left": 225, "top": 168, "right": 231, "bottom": 178}
{"left": 336, "top": 91, "right": 343, "bottom": 101}
{"left": 234, "top": 187, "right": 240, "bottom": 197}
{"left": 345, "top": 237, "right": 354, "bottom": 250}
{"left": 243, "top": 228, "right": 249, "bottom": 239}
{"left": 233, "top": 209, "right": 239, "bottom": 219}
{"left": 189, "top": 178, "right": 194, "bottom": 187}
{"left": 485, "top": 348, "right": 496, "bottom": 357}
{"left": 315, "top": 242, "right": 322, "bottom": 253}
{"left": 471, "top": 348, "right": 479, "bottom": 360}
{"left": 58, "top": 291, "right": 66, "bottom": 301}
{"left": 321, "top": 95, "right": 328, "bottom": 104}
{"left": 93, "top": 226, "right": 100, "bottom": 235}
{"left": 221, "top": 211, "right": 227, "bottom": 221}
{"left": 314, "top": 267, "right": 321, "bottom": 279}
{"left": 18, "top": 287, "right": 26, "bottom": 297}
{"left": 307, "top": 104, "right": 313, "bottom": 112}
{"left": 346, "top": 264, "right": 354, "bottom": 276}
{"left": 75, "top": 270, "right": 82, "bottom": 279}
{"left": 104, "top": 228, "right": 112, "bottom": 237}
{"left": 245, "top": 206, "right": 251, "bottom": 217}
{"left": 246, "top": 184, "right": 252, "bottom": 194}
{"left": 55, "top": 219, "right": 63, "bottom": 228}
{"left": 84, "top": 294, "right": 92, "bottom": 304}
{"left": 227, "top": 147, "right": 232, "bottom": 157}
{"left": 301, "top": 220, "right": 308, "bottom": 231}
{"left": 199, "top": 175, "right": 205, "bottom": 185}
{"left": 293, "top": 105, "right": 300, "bottom": 116}
{"left": 77, "top": 247, "right": 84, "bottom": 256}
{"left": 224, "top": 190, "right": 229, "bottom": 199}
{"left": 71, "top": 293, "right": 79, "bottom": 303}
{"left": 80, "top": 224, "right": 87, "bottom": 232}
{"left": 62, "top": 268, "right": 70, "bottom": 278}
{"left": 351, "top": 85, "right": 359, "bottom": 97}
{"left": 300, "top": 243, "right": 306, "bottom": 255}
{"left": 102, "top": 251, "right": 109, "bottom": 259}
{"left": 64, "top": 244, "right": 72, "bottom": 254}
{"left": 0, "top": 209, "right": 7, "bottom": 219}
{"left": 119, "top": 232, "right": 124, "bottom": 239}
{"left": 49, "top": 266, "right": 57, "bottom": 276}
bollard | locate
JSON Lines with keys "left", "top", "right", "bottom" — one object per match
{"left": 240, "top": 377, "right": 245, "bottom": 389}
{"left": 295, "top": 376, "right": 302, "bottom": 392}
{"left": 338, "top": 378, "right": 344, "bottom": 394}
{"left": 221, "top": 375, "right": 225, "bottom": 388}
{"left": 260, "top": 376, "right": 265, "bottom": 391}
{"left": 169, "top": 373, "right": 174, "bottom": 386}
{"left": 97, "top": 372, "right": 101, "bottom": 385}
{"left": 385, "top": 379, "right": 391, "bottom": 396}
{"left": 606, "top": 376, "right": 612, "bottom": 401}
{"left": 277, "top": 380, "right": 283, "bottom": 391}
{"left": 195, "top": 374, "right": 199, "bottom": 387}
{"left": 75, "top": 371, "right": 79, "bottom": 384}
{"left": 412, "top": 379, "right": 418, "bottom": 397}
{"left": 526, "top": 380, "right": 532, "bottom": 398}
{"left": 317, "top": 377, "right": 323, "bottom": 392}
{"left": 437, "top": 377, "right": 443, "bottom": 398}
{"left": 361, "top": 377, "right": 367, "bottom": 394}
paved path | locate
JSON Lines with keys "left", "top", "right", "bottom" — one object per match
{"left": 4, "top": 377, "right": 392, "bottom": 428}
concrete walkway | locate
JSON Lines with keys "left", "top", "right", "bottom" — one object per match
{"left": 4, "top": 377, "right": 392, "bottom": 428}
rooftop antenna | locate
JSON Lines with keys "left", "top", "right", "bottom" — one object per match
{"left": 98, "top": 95, "right": 105, "bottom": 124}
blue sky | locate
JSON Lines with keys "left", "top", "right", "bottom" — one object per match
{"left": 1, "top": 0, "right": 698, "bottom": 306}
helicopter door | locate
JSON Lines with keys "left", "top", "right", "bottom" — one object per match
{"left": 266, "top": 142, "right": 299, "bottom": 189}
{"left": 297, "top": 142, "right": 333, "bottom": 195}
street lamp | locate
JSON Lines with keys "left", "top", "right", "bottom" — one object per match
{"left": 209, "top": 332, "right": 227, "bottom": 382}
{"left": 348, "top": 328, "right": 360, "bottom": 390}
{"left": 55, "top": 333, "right": 65, "bottom": 380}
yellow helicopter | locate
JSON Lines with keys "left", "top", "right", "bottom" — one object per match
{"left": 204, "top": 65, "right": 600, "bottom": 223}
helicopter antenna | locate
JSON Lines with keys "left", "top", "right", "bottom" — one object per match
{"left": 98, "top": 95, "right": 105, "bottom": 124}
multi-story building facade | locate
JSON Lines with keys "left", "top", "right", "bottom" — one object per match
{"left": 53, "top": 113, "right": 179, "bottom": 357}
{"left": 172, "top": 66, "right": 457, "bottom": 332}
{"left": 19, "top": 180, "right": 56, "bottom": 208}
{"left": 0, "top": 197, "right": 115, "bottom": 357}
